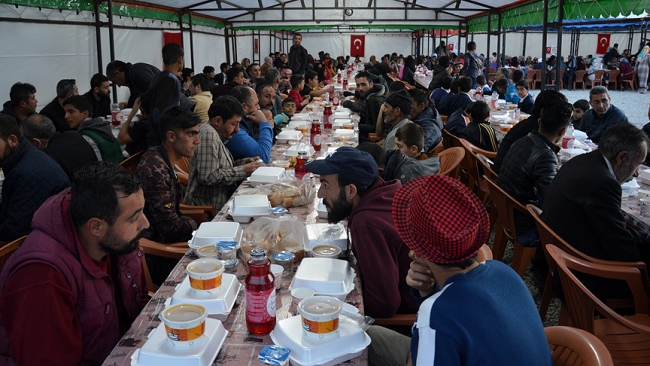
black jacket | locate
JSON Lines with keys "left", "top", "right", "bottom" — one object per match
{"left": 44, "top": 131, "right": 98, "bottom": 180}
{"left": 493, "top": 114, "right": 540, "bottom": 174}
{"left": 0, "top": 101, "right": 24, "bottom": 124}
{"left": 40, "top": 98, "right": 70, "bottom": 133}
{"left": 437, "top": 92, "right": 472, "bottom": 116}
{"left": 428, "top": 64, "right": 451, "bottom": 92}
{"left": 288, "top": 44, "right": 309, "bottom": 75}
{"left": 124, "top": 62, "right": 160, "bottom": 108}
{"left": 83, "top": 90, "right": 111, "bottom": 119}
{"left": 498, "top": 130, "right": 560, "bottom": 233}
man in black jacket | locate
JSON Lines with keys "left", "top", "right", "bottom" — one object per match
{"left": 82, "top": 73, "right": 111, "bottom": 119}
{"left": 40, "top": 79, "right": 78, "bottom": 133}
{"left": 106, "top": 60, "right": 160, "bottom": 108}
{"left": 288, "top": 33, "right": 309, "bottom": 75}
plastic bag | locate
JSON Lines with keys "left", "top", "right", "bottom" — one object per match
{"left": 257, "top": 174, "right": 313, "bottom": 208}
{"left": 241, "top": 216, "right": 308, "bottom": 262}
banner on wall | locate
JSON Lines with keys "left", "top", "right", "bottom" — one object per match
{"left": 596, "top": 34, "right": 610, "bottom": 54}
{"left": 163, "top": 31, "right": 182, "bottom": 46}
{"left": 350, "top": 35, "right": 365, "bottom": 57}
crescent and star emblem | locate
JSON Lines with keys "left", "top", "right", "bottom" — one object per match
{"left": 354, "top": 39, "right": 362, "bottom": 49}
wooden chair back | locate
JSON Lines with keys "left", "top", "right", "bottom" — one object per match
{"left": 459, "top": 139, "right": 496, "bottom": 200}
{"left": 573, "top": 70, "right": 587, "bottom": 90}
{"left": 179, "top": 204, "right": 217, "bottom": 224}
{"left": 546, "top": 244, "right": 650, "bottom": 366}
{"left": 139, "top": 238, "right": 189, "bottom": 294}
{"left": 436, "top": 147, "right": 465, "bottom": 178}
{"left": 545, "top": 326, "right": 614, "bottom": 366}
{"left": 119, "top": 150, "right": 145, "bottom": 173}
{"left": 0, "top": 236, "right": 27, "bottom": 272}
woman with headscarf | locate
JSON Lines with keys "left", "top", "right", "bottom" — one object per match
{"left": 636, "top": 44, "right": 650, "bottom": 93}
{"left": 619, "top": 57, "right": 635, "bottom": 89}
{"left": 260, "top": 56, "right": 274, "bottom": 75}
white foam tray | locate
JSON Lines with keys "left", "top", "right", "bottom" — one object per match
{"left": 170, "top": 273, "right": 241, "bottom": 321}
{"left": 232, "top": 195, "right": 271, "bottom": 215}
{"left": 249, "top": 167, "right": 286, "bottom": 187}
{"left": 305, "top": 223, "right": 348, "bottom": 252}
{"left": 132, "top": 318, "right": 228, "bottom": 366}
{"left": 269, "top": 315, "right": 370, "bottom": 366}
{"left": 285, "top": 145, "right": 316, "bottom": 157}
{"left": 189, "top": 222, "right": 242, "bottom": 249}
{"left": 315, "top": 199, "right": 328, "bottom": 219}
{"left": 289, "top": 258, "right": 355, "bottom": 300}
{"left": 276, "top": 130, "right": 303, "bottom": 142}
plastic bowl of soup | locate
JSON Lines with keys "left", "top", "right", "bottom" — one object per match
{"left": 298, "top": 296, "right": 341, "bottom": 340}
{"left": 186, "top": 258, "right": 224, "bottom": 292}
{"left": 311, "top": 245, "right": 342, "bottom": 259}
{"left": 161, "top": 303, "right": 208, "bottom": 345}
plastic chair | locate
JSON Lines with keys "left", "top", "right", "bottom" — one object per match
{"left": 436, "top": 147, "right": 465, "bottom": 178}
{"left": 526, "top": 69, "right": 536, "bottom": 86}
{"left": 0, "top": 236, "right": 27, "bottom": 272}
{"left": 373, "top": 244, "right": 493, "bottom": 327}
{"left": 573, "top": 70, "right": 587, "bottom": 91}
{"left": 545, "top": 326, "right": 614, "bottom": 366}
{"left": 476, "top": 153, "right": 498, "bottom": 228}
{"left": 591, "top": 70, "right": 606, "bottom": 87}
{"left": 119, "top": 150, "right": 145, "bottom": 173}
{"left": 533, "top": 70, "right": 542, "bottom": 90}
{"left": 547, "top": 244, "right": 650, "bottom": 366}
{"left": 139, "top": 238, "right": 189, "bottom": 294}
{"left": 606, "top": 70, "right": 620, "bottom": 90}
{"left": 547, "top": 70, "right": 566, "bottom": 89}
{"left": 621, "top": 71, "right": 637, "bottom": 91}
{"left": 179, "top": 204, "right": 216, "bottom": 224}
{"left": 440, "top": 115, "right": 448, "bottom": 126}
{"left": 483, "top": 176, "right": 536, "bottom": 277}
{"left": 429, "top": 137, "right": 445, "bottom": 154}
{"left": 175, "top": 156, "right": 190, "bottom": 186}
{"left": 459, "top": 139, "right": 496, "bottom": 202}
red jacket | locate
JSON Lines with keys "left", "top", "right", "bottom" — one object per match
{"left": 0, "top": 189, "right": 146, "bottom": 365}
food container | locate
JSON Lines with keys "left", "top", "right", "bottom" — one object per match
{"left": 499, "top": 124, "right": 511, "bottom": 132}
{"left": 333, "top": 111, "right": 350, "bottom": 118}
{"left": 315, "top": 199, "right": 328, "bottom": 219}
{"left": 258, "top": 345, "right": 291, "bottom": 366}
{"left": 298, "top": 296, "right": 341, "bottom": 339}
{"left": 250, "top": 167, "right": 286, "bottom": 187}
{"left": 238, "top": 188, "right": 261, "bottom": 195}
{"left": 189, "top": 222, "right": 242, "bottom": 250}
{"left": 272, "top": 160, "right": 291, "bottom": 170}
{"left": 271, "top": 263, "right": 284, "bottom": 290}
{"left": 507, "top": 119, "right": 518, "bottom": 125}
{"left": 333, "top": 129, "right": 354, "bottom": 137}
{"left": 196, "top": 245, "right": 217, "bottom": 258}
{"left": 160, "top": 303, "right": 208, "bottom": 346}
{"left": 639, "top": 169, "right": 650, "bottom": 185}
{"left": 276, "top": 130, "right": 303, "bottom": 143}
{"left": 310, "top": 245, "right": 342, "bottom": 259}
{"left": 291, "top": 114, "right": 311, "bottom": 121}
{"left": 305, "top": 223, "right": 347, "bottom": 252}
{"left": 170, "top": 273, "right": 242, "bottom": 319}
{"left": 285, "top": 144, "right": 316, "bottom": 157}
{"left": 559, "top": 148, "right": 587, "bottom": 161}
{"left": 186, "top": 259, "right": 224, "bottom": 292}
{"left": 232, "top": 195, "right": 271, "bottom": 215}
{"left": 289, "top": 258, "right": 356, "bottom": 300}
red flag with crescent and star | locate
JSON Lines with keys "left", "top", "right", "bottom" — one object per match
{"left": 351, "top": 35, "right": 365, "bottom": 58}
{"left": 596, "top": 34, "right": 610, "bottom": 54}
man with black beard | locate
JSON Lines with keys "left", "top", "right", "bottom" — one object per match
{"left": 306, "top": 147, "right": 416, "bottom": 319}
{"left": 0, "top": 162, "right": 150, "bottom": 365}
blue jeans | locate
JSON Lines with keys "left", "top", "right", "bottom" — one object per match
{"left": 516, "top": 226, "right": 541, "bottom": 247}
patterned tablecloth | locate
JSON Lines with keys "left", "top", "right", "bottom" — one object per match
{"left": 103, "top": 134, "right": 368, "bottom": 365}
{"left": 621, "top": 178, "right": 650, "bottom": 237}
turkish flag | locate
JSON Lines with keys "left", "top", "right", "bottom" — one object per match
{"left": 351, "top": 35, "right": 365, "bottom": 58}
{"left": 596, "top": 34, "right": 610, "bottom": 54}
{"left": 163, "top": 31, "right": 182, "bottom": 47}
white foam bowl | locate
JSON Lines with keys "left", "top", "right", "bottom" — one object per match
{"left": 289, "top": 258, "right": 355, "bottom": 300}
{"left": 232, "top": 195, "right": 271, "bottom": 215}
{"left": 190, "top": 222, "right": 242, "bottom": 249}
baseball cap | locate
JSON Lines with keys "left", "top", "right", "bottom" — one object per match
{"left": 305, "top": 146, "right": 378, "bottom": 186}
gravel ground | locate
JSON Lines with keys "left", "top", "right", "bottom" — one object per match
{"left": 532, "top": 88, "right": 650, "bottom": 129}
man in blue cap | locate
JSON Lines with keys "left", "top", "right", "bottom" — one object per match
{"left": 306, "top": 147, "right": 416, "bottom": 319}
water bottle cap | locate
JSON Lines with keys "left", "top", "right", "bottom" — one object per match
{"left": 272, "top": 251, "right": 295, "bottom": 262}
{"left": 250, "top": 248, "right": 268, "bottom": 258}
{"left": 216, "top": 241, "right": 237, "bottom": 250}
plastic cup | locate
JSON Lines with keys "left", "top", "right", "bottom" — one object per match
{"left": 272, "top": 160, "right": 291, "bottom": 170}
{"left": 196, "top": 245, "right": 218, "bottom": 258}
{"left": 500, "top": 124, "right": 512, "bottom": 132}
{"left": 186, "top": 258, "right": 224, "bottom": 292}
{"left": 270, "top": 264, "right": 284, "bottom": 290}
{"left": 161, "top": 303, "right": 207, "bottom": 346}
{"left": 291, "top": 287, "right": 315, "bottom": 315}
{"left": 298, "top": 296, "right": 341, "bottom": 340}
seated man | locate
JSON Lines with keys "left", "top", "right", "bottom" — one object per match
{"left": 436, "top": 76, "right": 473, "bottom": 116}
{"left": 367, "top": 174, "right": 551, "bottom": 366}
{"left": 63, "top": 95, "right": 123, "bottom": 163}
{"left": 408, "top": 88, "right": 443, "bottom": 151}
{"left": 430, "top": 75, "right": 453, "bottom": 110}
{"left": 136, "top": 107, "right": 199, "bottom": 285}
{"left": 498, "top": 99, "right": 572, "bottom": 249}
{"left": 227, "top": 85, "right": 274, "bottom": 163}
{"left": 0, "top": 162, "right": 149, "bottom": 365}
{"left": 40, "top": 79, "right": 78, "bottom": 132}
{"left": 381, "top": 90, "right": 413, "bottom": 152}
{"left": 383, "top": 123, "right": 440, "bottom": 185}
{"left": 20, "top": 114, "right": 97, "bottom": 180}
{"left": 579, "top": 86, "right": 629, "bottom": 143}
{"left": 256, "top": 82, "right": 277, "bottom": 118}
{"left": 459, "top": 101, "right": 499, "bottom": 152}
{"left": 213, "top": 67, "right": 246, "bottom": 99}
{"left": 117, "top": 94, "right": 154, "bottom": 156}
{"left": 306, "top": 147, "right": 417, "bottom": 318}
{"left": 1, "top": 82, "right": 37, "bottom": 125}
{"left": 0, "top": 115, "right": 70, "bottom": 242}
{"left": 188, "top": 74, "right": 213, "bottom": 125}
{"left": 83, "top": 73, "right": 112, "bottom": 119}
{"left": 543, "top": 123, "right": 649, "bottom": 300}
{"left": 351, "top": 71, "right": 387, "bottom": 137}
{"left": 184, "top": 96, "right": 264, "bottom": 211}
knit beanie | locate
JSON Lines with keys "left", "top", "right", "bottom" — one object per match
{"left": 385, "top": 89, "right": 413, "bottom": 116}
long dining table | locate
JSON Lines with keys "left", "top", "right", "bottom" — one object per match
{"left": 103, "top": 110, "right": 369, "bottom": 366}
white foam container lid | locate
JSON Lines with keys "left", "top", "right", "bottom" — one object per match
{"left": 560, "top": 148, "right": 587, "bottom": 159}
{"left": 285, "top": 144, "right": 316, "bottom": 157}
{"left": 276, "top": 130, "right": 303, "bottom": 141}
{"left": 305, "top": 224, "right": 348, "bottom": 251}
{"left": 333, "top": 129, "right": 354, "bottom": 137}
{"left": 287, "top": 120, "right": 310, "bottom": 129}
{"left": 315, "top": 199, "right": 328, "bottom": 219}
{"left": 190, "top": 222, "right": 242, "bottom": 249}
{"left": 639, "top": 169, "right": 650, "bottom": 183}
{"left": 333, "top": 111, "right": 350, "bottom": 118}
{"left": 269, "top": 315, "right": 370, "bottom": 366}
{"left": 132, "top": 318, "right": 228, "bottom": 366}
{"left": 169, "top": 273, "right": 241, "bottom": 321}
{"left": 249, "top": 167, "right": 286, "bottom": 187}
{"left": 332, "top": 118, "right": 352, "bottom": 126}
{"left": 289, "top": 258, "right": 355, "bottom": 298}
{"left": 232, "top": 195, "right": 271, "bottom": 215}
{"left": 291, "top": 114, "right": 311, "bottom": 121}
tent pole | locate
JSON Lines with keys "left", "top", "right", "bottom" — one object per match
{"left": 486, "top": 12, "right": 491, "bottom": 78}
{"left": 496, "top": 12, "right": 501, "bottom": 67}
{"left": 457, "top": 21, "right": 461, "bottom": 52}
{"left": 107, "top": 0, "right": 117, "bottom": 103}
{"left": 541, "top": 0, "right": 549, "bottom": 91}
{"left": 501, "top": 31, "right": 506, "bottom": 65}
{"left": 189, "top": 11, "right": 195, "bottom": 70}
{"left": 94, "top": 0, "right": 103, "bottom": 74}
{"left": 224, "top": 26, "right": 231, "bottom": 65}
{"left": 555, "top": 0, "right": 563, "bottom": 91}
{"left": 522, "top": 29, "right": 527, "bottom": 58}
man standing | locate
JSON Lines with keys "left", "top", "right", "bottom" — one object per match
{"left": 542, "top": 123, "right": 649, "bottom": 299}
{"left": 106, "top": 60, "right": 160, "bottom": 108}
{"left": 367, "top": 174, "right": 551, "bottom": 366}
{"left": 40, "top": 79, "right": 78, "bottom": 132}
{"left": 380, "top": 90, "right": 413, "bottom": 152}
{"left": 306, "top": 147, "right": 416, "bottom": 318}
{"left": 63, "top": 96, "right": 123, "bottom": 163}
{"left": 0, "top": 162, "right": 149, "bottom": 365}
{"left": 0, "top": 114, "right": 69, "bottom": 242}
{"left": 136, "top": 107, "right": 199, "bottom": 284}
{"left": 83, "top": 73, "right": 112, "bottom": 119}
{"left": 462, "top": 41, "right": 483, "bottom": 88}
{"left": 580, "top": 86, "right": 629, "bottom": 143}
{"left": 227, "top": 85, "right": 274, "bottom": 163}
{"left": 1, "top": 83, "right": 37, "bottom": 125}
{"left": 188, "top": 74, "right": 213, "bottom": 125}
{"left": 184, "top": 96, "right": 264, "bottom": 211}
{"left": 20, "top": 114, "right": 97, "bottom": 180}
{"left": 408, "top": 89, "right": 443, "bottom": 151}
{"left": 288, "top": 33, "right": 309, "bottom": 75}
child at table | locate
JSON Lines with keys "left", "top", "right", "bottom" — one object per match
{"left": 304, "top": 70, "right": 334, "bottom": 98}
{"left": 476, "top": 74, "right": 492, "bottom": 96}
{"left": 288, "top": 74, "right": 310, "bottom": 112}
{"left": 458, "top": 100, "right": 499, "bottom": 152}
{"left": 572, "top": 99, "right": 589, "bottom": 130}
{"left": 516, "top": 80, "right": 534, "bottom": 114}
{"left": 274, "top": 98, "right": 296, "bottom": 129}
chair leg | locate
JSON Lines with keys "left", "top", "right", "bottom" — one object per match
{"left": 511, "top": 242, "right": 537, "bottom": 278}
{"left": 558, "top": 302, "right": 571, "bottom": 326}
{"left": 539, "top": 269, "right": 553, "bottom": 321}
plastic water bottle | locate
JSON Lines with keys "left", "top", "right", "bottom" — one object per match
{"left": 562, "top": 125, "right": 575, "bottom": 149}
